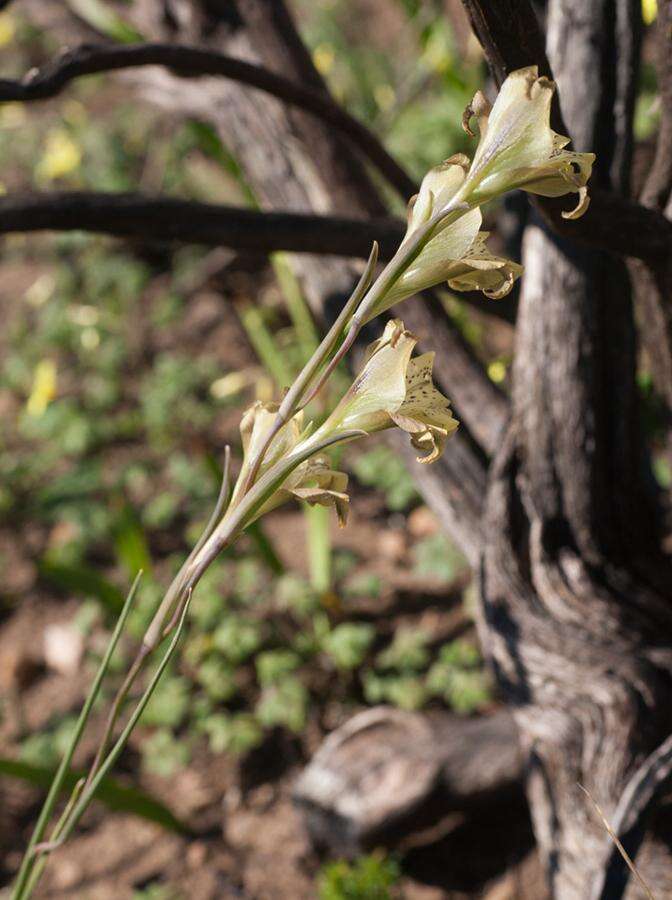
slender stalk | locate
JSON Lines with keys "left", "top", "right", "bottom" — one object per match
{"left": 11, "top": 573, "right": 142, "bottom": 900}
{"left": 238, "top": 241, "right": 379, "bottom": 496}
{"left": 143, "top": 447, "right": 230, "bottom": 652}
{"left": 19, "top": 779, "right": 85, "bottom": 899}
{"left": 188, "top": 429, "right": 365, "bottom": 586}
{"left": 299, "top": 202, "right": 467, "bottom": 409}
{"left": 83, "top": 648, "right": 149, "bottom": 790}
{"left": 87, "top": 449, "right": 232, "bottom": 788}
{"left": 29, "top": 592, "right": 194, "bottom": 869}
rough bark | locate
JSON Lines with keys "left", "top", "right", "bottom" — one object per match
{"left": 630, "top": 0, "right": 672, "bottom": 415}
{"left": 293, "top": 707, "right": 523, "bottom": 854}
{"left": 475, "top": 2, "right": 672, "bottom": 897}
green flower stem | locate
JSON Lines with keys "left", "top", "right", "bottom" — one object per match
{"left": 142, "top": 447, "right": 230, "bottom": 653}
{"left": 11, "top": 573, "right": 143, "bottom": 900}
{"left": 86, "top": 448, "right": 232, "bottom": 792}
{"left": 19, "top": 778, "right": 85, "bottom": 900}
{"left": 238, "top": 241, "right": 379, "bottom": 496}
{"left": 354, "top": 200, "right": 469, "bottom": 326}
{"left": 187, "top": 429, "right": 365, "bottom": 588}
{"left": 298, "top": 200, "right": 470, "bottom": 411}
{"left": 24, "top": 592, "right": 193, "bottom": 888}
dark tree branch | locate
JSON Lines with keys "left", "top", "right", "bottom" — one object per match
{"left": 0, "top": 190, "right": 515, "bottom": 323}
{"left": 2, "top": 39, "right": 671, "bottom": 265}
{"left": 0, "top": 42, "right": 416, "bottom": 200}
{"left": 0, "top": 191, "right": 405, "bottom": 258}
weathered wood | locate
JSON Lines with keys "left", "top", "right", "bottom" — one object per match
{"left": 473, "top": 2, "right": 672, "bottom": 897}
{"left": 293, "top": 707, "right": 523, "bottom": 853}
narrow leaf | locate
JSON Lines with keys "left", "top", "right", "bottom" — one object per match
{"left": 0, "top": 758, "right": 189, "bottom": 834}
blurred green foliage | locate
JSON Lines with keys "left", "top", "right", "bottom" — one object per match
{"left": 318, "top": 853, "right": 400, "bottom": 900}
{"left": 352, "top": 446, "right": 418, "bottom": 511}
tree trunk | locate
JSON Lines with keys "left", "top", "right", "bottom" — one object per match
{"left": 478, "top": 2, "right": 672, "bottom": 896}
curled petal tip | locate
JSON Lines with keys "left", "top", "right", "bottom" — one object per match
{"left": 562, "top": 186, "right": 590, "bottom": 220}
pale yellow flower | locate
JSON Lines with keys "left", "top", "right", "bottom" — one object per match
{"left": 381, "top": 227, "right": 523, "bottom": 306}
{"left": 362, "top": 155, "right": 521, "bottom": 320}
{"left": 233, "top": 401, "right": 350, "bottom": 525}
{"left": 461, "top": 66, "right": 594, "bottom": 219}
{"left": 318, "top": 320, "right": 458, "bottom": 464}
{"left": 26, "top": 359, "right": 57, "bottom": 417}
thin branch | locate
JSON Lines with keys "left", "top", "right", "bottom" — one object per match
{"left": 0, "top": 191, "right": 516, "bottom": 322}
{"left": 2, "top": 39, "right": 670, "bottom": 264}
{"left": 0, "top": 42, "right": 416, "bottom": 200}
{"left": 589, "top": 733, "right": 672, "bottom": 899}
{"left": 0, "top": 191, "right": 405, "bottom": 259}
{"left": 580, "top": 783, "right": 656, "bottom": 900}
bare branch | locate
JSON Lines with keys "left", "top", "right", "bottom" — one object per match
{"left": 0, "top": 191, "right": 405, "bottom": 257}
{"left": 3, "top": 38, "right": 669, "bottom": 264}
{"left": 0, "top": 42, "right": 416, "bottom": 200}
{"left": 0, "top": 191, "right": 517, "bottom": 323}
{"left": 591, "top": 732, "right": 672, "bottom": 900}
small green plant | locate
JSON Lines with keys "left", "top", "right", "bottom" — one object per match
{"left": 412, "top": 533, "right": 467, "bottom": 583}
{"left": 317, "top": 853, "right": 401, "bottom": 900}
{"left": 426, "top": 639, "right": 491, "bottom": 714}
{"left": 352, "top": 445, "right": 418, "bottom": 510}
{"left": 323, "top": 622, "right": 376, "bottom": 670}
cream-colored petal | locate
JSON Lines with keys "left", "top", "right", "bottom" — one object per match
{"left": 462, "top": 66, "right": 594, "bottom": 213}
{"left": 320, "top": 320, "right": 417, "bottom": 434}
{"left": 232, "top": 401, "right": 305, "bottom": 507}
{"left": 240, "top": 401, "right": 302, "bottom": 465}
{"left": 514, "top": 150, "right": 595, "bottom": 197}
{"left": 407, "top": 155, "right": 471, "bottom": 235}
{"left": 399, "top": 353, "right": 459, "bottom": 431}
{"left": 388, "top": 351, "right": 459, "bottom": 463}
{"left": 291, "top": 487, "right": 350, "bottom": 527}
{"left": 287, "top": 460, "right": 350, "bottom": 526}
{"left": 390, "top": 412, "right": 456, "bottom": 464}
{"left": 383, "top": 227, "right": 522, "bottom": 306}
{"left": 372, "top": 206, "right": 483, "bottom": 313}
{"left": 561, "top": 185, "right": 590, "bottom": 220}
{"left": 467, "top": 67, "right": 555, "bottom": 188}
{"left": 445, "top": 234, "right": 523, "bottom": 298}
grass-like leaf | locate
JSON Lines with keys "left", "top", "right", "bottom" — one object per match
{"left": 0, "top": 758, "right": 190, "bottom": 835}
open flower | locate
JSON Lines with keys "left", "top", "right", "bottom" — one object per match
{"left": 361, "top": 156, "right": 521, "bottom": 322}
{"left": 232, "top": 401, "right": 350, "bottom": 525}
{"left": 377, "top": 225, "right": 523, "bottom": 309}
{"left": 316, "top": 320, "right": 458, "bottom": 463}
{"left": 461, "top": 66, "right": 594, "bottom": 219}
